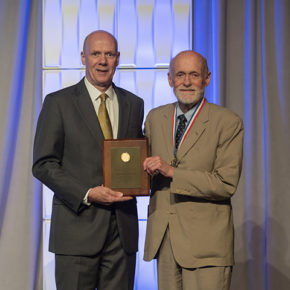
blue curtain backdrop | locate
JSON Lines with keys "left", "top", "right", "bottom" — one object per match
{"left": 0, "top": 0, "right": 290, "bottom": 289}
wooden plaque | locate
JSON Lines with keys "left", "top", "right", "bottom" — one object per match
{"left": 103, "top": 138, "right": 150, "bottom": 196}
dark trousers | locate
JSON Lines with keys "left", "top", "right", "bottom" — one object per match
{"left": 55, "top": 214, "right": 136, "bottom": 290}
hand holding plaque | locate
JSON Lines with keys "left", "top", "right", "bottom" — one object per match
{"left": 102, "top": 138, "right": 150, "bottom": 196}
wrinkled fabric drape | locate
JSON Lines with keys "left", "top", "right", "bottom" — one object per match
{"left": 0, "top": 0, "right": 42, "bottom": 289}
{"left": 193, "top": 0, "right": 290, "bottom": 289}
{"left": 0, "top": 0, "right": 289, "bottom": 289}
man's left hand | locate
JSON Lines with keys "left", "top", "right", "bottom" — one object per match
{"left": 143, "top": 156, "right": 174, "bottom": 178}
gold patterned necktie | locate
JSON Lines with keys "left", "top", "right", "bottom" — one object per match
{"left": 98, "top": 93, "right": 113, "bottom": 139}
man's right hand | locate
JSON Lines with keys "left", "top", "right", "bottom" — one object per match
{"left": 88, "top": 185, "right": 133, "bottom": 205}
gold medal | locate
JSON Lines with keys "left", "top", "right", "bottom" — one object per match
{"left": 121, "top": 152, "right": 130, "bottom": 163}
{"left": 170, "top": 158, "right": 179, "bottom": 168}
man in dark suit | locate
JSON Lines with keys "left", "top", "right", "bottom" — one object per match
{"left": 33, "top": 30, "right": 144, "bottom": 290}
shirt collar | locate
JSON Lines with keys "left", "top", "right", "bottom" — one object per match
{"left": 176, "top": 102, "right": 198, "bottom": 121}
{"left": 84, "top": 77, "right": 114, "bottom": 101}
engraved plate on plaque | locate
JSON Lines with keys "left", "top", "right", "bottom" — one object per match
{"left": 111, "top": 147, "right": 140, "bottom": 188}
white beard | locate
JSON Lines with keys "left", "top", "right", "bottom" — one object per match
{"left": 174, "top": 87, "right": 204, "bottom": 105}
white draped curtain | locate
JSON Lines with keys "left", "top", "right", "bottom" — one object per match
{"left": 0, "top": 0, "right": 42, "bottom": 289}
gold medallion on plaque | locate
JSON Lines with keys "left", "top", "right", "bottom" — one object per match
{"left": 121, "top": 152, "right": 130, "bottom": 163}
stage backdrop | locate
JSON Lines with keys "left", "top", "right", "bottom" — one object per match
{"left": 0, "top": 0, "right": 290, "bottom": 290}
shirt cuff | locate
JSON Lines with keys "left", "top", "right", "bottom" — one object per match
{"left": 83, "top": 189, "right": 91, "bottom": 206}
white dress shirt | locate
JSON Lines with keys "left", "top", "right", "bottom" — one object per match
{"left": 84, "top": 77, "right": 119, "bottom": 138}
{"left": 83, "top": 77, "right": 120, "bottom": 205}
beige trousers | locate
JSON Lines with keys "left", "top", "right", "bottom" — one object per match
{"left": 157, "top": 228, "right": 232, "bottom": 290}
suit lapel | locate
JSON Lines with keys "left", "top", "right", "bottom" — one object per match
{"left": 73, "top": 79, "right": 104, "bottom": 143}
{"left": 115, "top": 85, "right": 130, "bottom": 139}
{"left": 176, "top": 101, "right": 209, "bottom": 160}
{"left": 160, "top": 104, "right": 176, "bottom": 160}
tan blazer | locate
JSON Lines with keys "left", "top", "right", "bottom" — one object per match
{"left": 143, "top": 100, "right": 244, "bottom": 268}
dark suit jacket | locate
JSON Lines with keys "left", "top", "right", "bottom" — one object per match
{"left": 33, "top": 78, "right": 144, "bottom": 256}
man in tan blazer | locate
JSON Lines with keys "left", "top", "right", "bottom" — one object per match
{"left": 143, "top": 51, "right": 244, "bottom": 290}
